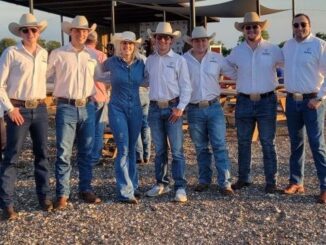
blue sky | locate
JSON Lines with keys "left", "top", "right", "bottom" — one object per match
{"left": 0, "top": 0, "right": 325, "bottom": 48}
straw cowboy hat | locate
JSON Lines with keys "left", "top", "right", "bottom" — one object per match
{"left": 87, "top": 31, "right": 98, "bottom": 42}
{"left": 234, "top": 12, "right": 268, "bottom": 32}
{"left": 8, "top": 13, "right": 47, "bottom": 37}
{"left": 112, "top": 31, "right": 142, "bottom": 46}
{"left": 62, "top": 15, "right": 96, "bottom": 35}
{"left": 183, "top": 26, "right": 216, "bottom": 45}
{"left": 147, "top": 22, "right": 181, "bottom": 39}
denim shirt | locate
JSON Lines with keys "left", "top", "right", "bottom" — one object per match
{"left": 103, "top": 56, "right": 145, "bottom": 109}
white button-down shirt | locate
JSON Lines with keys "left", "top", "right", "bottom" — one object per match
{"left": 145, "top": 49, "right": 192, "bottom": 110}
{"left": 0, "top": 102, "right": 3, "bottom": 117}
{"left": 183, "top": 50, "right": 237, "bottom": 103}
{"left": 0, "top": 42, "right": 48, "bottom": 112}
{"left": 227, "top": 39, "right": 283, "bottom": 94}
{"left": 282, "top": 34, "right": 326, "bottom": 98}
{"left": 47, "top": 43, "right": 99, "bottom": 99}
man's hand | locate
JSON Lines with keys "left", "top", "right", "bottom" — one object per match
{"left": 308, "top": 98, "right": 322, "bottom": 110}
{"left": 168, "top": 107, "right": 184, "bottom": 123}
{"left": 8, "top": 108, "right": 24, "bottom": 126}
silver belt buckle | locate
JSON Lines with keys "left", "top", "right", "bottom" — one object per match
{"left": 157, "top": 101, "right": 169, "bottom": 109}
{"left": 75, "top": 98, "right": 87, "bottom": 107}
{"left": 293, "top": 93, "right": 303, "bottom": 101}
{"left": 198, "top": 100, "right": 209, "bottom": 108}
{"left": 250, "top": 93, "right": 261, "bottom": 102}
{"left": 25, "top": 99, "right": 39, "bottom": 109}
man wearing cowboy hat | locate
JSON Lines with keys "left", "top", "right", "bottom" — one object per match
{"left": 282, "top": 13, "right": 326, "bottom": 204}
{"left": 183, "top": 26, "right": 237, "bottom": 195}
{"left": 227, "top": 12, "right": 283, "bottom": 193}
{"left": 145, "top": 22, "right": 192, "bottom": 202}
{"left": 0, "top": 13, "right": 52, "bottom": 220}
{"left": 47, "top": 15, "right": 102, "bottom": 209}
{"left": 85, "top": 31, "right": 108, "bottom": 167}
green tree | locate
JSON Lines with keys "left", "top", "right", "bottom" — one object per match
{"left": 38, "top": 38, "right": 46, "bottom": 48}
{"left": 0, "top": 38, "right": 17, "bottom": 55}
{"left": 46, "top": 40, "right": 61, "bottom": 53}
{"left": 316, "top": 32, "right": 326, "bottom": 41}
{"left": 278, "top": 41, "right": 286, "bottom": 48}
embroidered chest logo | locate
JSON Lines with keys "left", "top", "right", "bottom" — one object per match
{"left": 166, "top": 62, "right": 175, "bottom": 69}
{"left": 304, "top": 47, "right": 312, "bottom": 54}
{"left": 262, "top": 49, "right": 271, "bottom": 56}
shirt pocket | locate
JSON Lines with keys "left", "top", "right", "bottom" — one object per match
{"left": 11, "top": 60, "right": 29, "bottom": 73}
{"left": 204, "top": 61, "right": 219, "bottom": 76}
{"left": 163, "top": 63, "right": 177, "bottom": 82}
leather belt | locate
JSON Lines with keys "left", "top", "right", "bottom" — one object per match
{"left": 10, "top": 99, "right": 46, "bottom": 109}
{"left": 238, "top": 91, "right": 275, "bottom": 101}
{"left": 56, "top": 97, "right": 91, "bottom": 107}
{"left": 189, "top": 97, "right": 219, "bottom": 108}
{"left": 287, "top": 92, "right": 317, "bottom": 101}
{"left": 150, "top": 97, "right": 179, "bottom": 109}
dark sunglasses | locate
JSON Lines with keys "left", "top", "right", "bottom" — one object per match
{"left": 244, "top": 25, "right": 259, "bottom": 31}
{"left": 156, "top": 35, "right": 172, "bottom": 41}
{"left": 20, "top": 28, "right": 38, "bottom": 34}
{"left": 121, "top": 41, "right": 134, "bottom": 45}
{"left": 293, "top": 22, "right": 308, "bottom": 28}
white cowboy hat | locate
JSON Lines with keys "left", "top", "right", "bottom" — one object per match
{"left": 112, "top": 31, "right": 142, "bottom": 46}
{"left": 147, "top": 22, "right": 181, "bottom": 39}
{"left": 8, "top": 13, "right": 47, "bottom": 37}
{"left": 183, "top": 26, "right": 216, "bottom": 45}
{"left": 62, "top": 15, "right": 96, "bottom": 35}
{"left": 234, "top": 12, "right": 268, "bottom": 32}
{"left": 87, "top": 31, "right": 98, "bottom": 42}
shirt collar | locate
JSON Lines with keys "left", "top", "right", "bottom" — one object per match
{"left": 155, "top": 48, "right": 174, "bottom": 57}
{"left": 66, "top": 42, "right": 88, "bottom": 53}
{"left": 295, "top": 33, "right": 314, "bottom": 44}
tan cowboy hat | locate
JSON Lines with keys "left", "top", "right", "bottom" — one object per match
{"left": 147, "top": 22, "right": 181, "bottom": 39}
{"left": 62, "top": 15, "right": 96, "bottom": 35}
{"left": 87, "top": 31, "right": 98, "bottom": 42}
{"left": 8, "top": 13, "right": 47, "bottom": 37}
{"left": 112, "top": 31, "right": 142, "bottom": 46}
{"left": 183, "top": 26, "right": 216, "bottom": 45}
{"left": 234, "top": 12, "right": 268, "bottom": 32}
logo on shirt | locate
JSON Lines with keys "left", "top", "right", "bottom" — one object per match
{"left": 303, "top": 48, "right": 312, "bottom": 54}
{"left": 262, "top": 49, "right": 271, "bottom": 55}
{"left": 166, "top": 62, "right": 175, "bottom": 69}
{"left": 209, "top": 58, "right": 218, "bottom": 63}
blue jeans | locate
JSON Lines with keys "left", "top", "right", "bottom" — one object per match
{"left": 235, "top": 94, "right": 278, "bottom": 185}
{"left": 136, "top": 91, "right": 151, "bottom": 162}
{"left": 109, "top": 102, "right": 142, "bottom": 201}
{"left": 0, "top": 105, "right": 50, "bottom": 208}
{"left": 91, "top": 102, "right": 107, "bottom": 165}
{"left": 286, "top": 96, "right": 326, "bottom": 191}
{"left": 148, "top": 102, "right": 187, "bottom": 189}
{"left": 55, "top": 101, "right": 95, "bottom": 197}
{"left": 187, "top": 102, "right": 231, "bottom": 188}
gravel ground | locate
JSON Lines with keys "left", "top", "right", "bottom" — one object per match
{"left": 0, "top": 117, "right": 325, "bottom": 244}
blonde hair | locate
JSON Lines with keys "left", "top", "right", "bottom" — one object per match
{"left": 115, "top": 40, "right": 141, "bottom": 61}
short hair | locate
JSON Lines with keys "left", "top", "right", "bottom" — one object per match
{"left": 293, "top": 13, "right": 311, "bottom": 25}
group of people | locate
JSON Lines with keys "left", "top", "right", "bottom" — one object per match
{"left": 0, "top": 11, "right": 325, "bottom": 221}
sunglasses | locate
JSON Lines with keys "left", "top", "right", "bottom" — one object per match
{"left": 121, "top": 41, "right": 134, "bottom": 45}
{"left": 20, "top": 28, "right": 38, "bottom": 34}
{"left": 244, "top": 25, "right": 259, "bottom": 31}
{"left": 156, "top": 35, "right": 172, "bottom": 41}
{"left": 293, "top": 22, "right": 308, "bottom": 28}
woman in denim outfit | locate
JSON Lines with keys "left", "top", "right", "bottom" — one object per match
{"left": 103, "top": 32, "right": 145, "bottom": 204}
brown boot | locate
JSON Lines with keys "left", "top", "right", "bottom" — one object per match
{"left": 283, "top": 183, "right": 305, "bottom": 194}
{"left": 317, "top": 191, "right": 326, "bottom": 204}
{"left": 220, "top": 187, "right": 235, "bottom": 196}
{"left": 54, "top": 196, "right": 69, "bottom": 210}
{"left": 79, "top": 192, "right": 101, "bottom": 204}
{"left": 39, "top": 199, "right": 54, "bottom": 211}
{"left": 2, "top": 207, "right": 18, "bottom": 221}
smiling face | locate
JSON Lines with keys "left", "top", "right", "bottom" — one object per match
{"left": 120, "top": 40, "right": 135, "bottom": 60}
{"left": 243, "top": 24, "right": 262, "bottom": 43}
{"left": 191, "top": 38, "right": 209, "bottom": 56}
{"left": 70, "top": 28, "right": 89, "bottom": 49}
{"left": 293, "top": 15, "right": 311, "bottom": 42}
{"left": 154, "top": 34, "right": 173, "bottom": 55}
{"left": 19, "top": 26, "right": 40, "bottom": 46}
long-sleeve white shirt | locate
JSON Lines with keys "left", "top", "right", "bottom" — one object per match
{"left": 282, "top": 34, "right": 326, "bottom": 98}
{"left": 226, "top": 39, "right": 283, "bottom": 94}
{"left": 145, "top": 49, "right": 192, "bottom": 110}
{"left": 47, "top": 43, "right": 99, "bottom": 99}
{"left": 0, "top": 42, "right": 48, "bottom": 112}
{"left": 183, "top": 50, "right": 237, "bottom": 103}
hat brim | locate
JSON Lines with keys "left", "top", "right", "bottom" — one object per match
{"left": 8, "top": 20, "right": 48, "bottom": 37}
{"left": 62, "top": 22, "right": 97, "bottom": 35}
{"left": 112, "top": 37, "right": 143, "bottom": 47}
{"left": 234, "top": 20, "right": 268, "bottom": 32}
{"left": 183, "top": 32, "right": 216, "bottom": 46}
{"left": 147, "top": 29, "right": 181, "bottom": 39}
